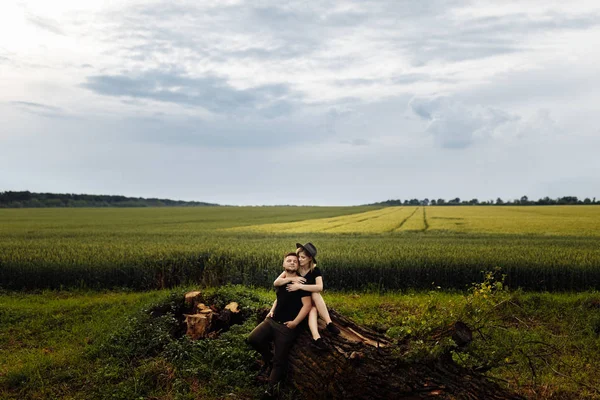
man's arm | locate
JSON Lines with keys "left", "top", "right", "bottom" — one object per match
{"left": 284, "top": 296, "right": 312, "bottom": 329}
{"left": 267, "top": 299, "right": 277, "bottom": 318}
{"left": 286, "top": 276, "right": 323, "bottom": 293}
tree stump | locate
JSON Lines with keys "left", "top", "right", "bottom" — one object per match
{"left": 285, "top": 310, "right": 522, "bottom": 400}
{"left": 183, "top": 291, "right": 242, "bottom": 339}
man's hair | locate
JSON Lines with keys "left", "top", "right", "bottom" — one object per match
{"left": 284, "top": 252, "right": 299, "bottom": 259}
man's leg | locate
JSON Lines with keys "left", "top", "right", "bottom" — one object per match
{"left": 269, "top": 322, "right": 299, "bottom": 386}
{"left": 247, "top": 318, "right": 275, "bottom": 365}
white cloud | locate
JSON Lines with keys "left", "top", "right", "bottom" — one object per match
{"left": 409, "top": 97, "right": 519, "bottom": 148}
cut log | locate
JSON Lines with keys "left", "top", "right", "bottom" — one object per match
{"left": 183, "top": 292, "right": 242, "bottom": 339}
{"left": 284, "top": 309, "right": 523, "bottom": 400}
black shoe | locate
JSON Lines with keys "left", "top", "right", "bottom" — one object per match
{"left": 311, "top": 337, "right": 328, "bottom": 351}
{"left": 326, "top": 322, "right": 341, "bottom": 335}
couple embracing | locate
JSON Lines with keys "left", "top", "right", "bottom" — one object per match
{"left": 247, "top": 242, "right": 340, "bottom": 396}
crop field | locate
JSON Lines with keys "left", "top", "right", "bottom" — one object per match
{"left": 1, "top": 205, "right": 600, "bottom": 291}
{"left": 232, "top": 205, "right": 600, "bottom": 236}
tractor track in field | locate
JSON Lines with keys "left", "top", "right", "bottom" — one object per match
{"left": 319, "top": 207, "right": 402, "bottom": 232}
{"left": 389, "top": 207, "right": 420, "bottom": 233}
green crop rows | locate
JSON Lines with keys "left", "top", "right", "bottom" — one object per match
{"left": 1, "top": 206, "right": 599, "bottom": 291}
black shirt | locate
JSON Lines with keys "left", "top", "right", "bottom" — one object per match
{"left": 272, "top": 282, "right": 310, "bottom": 323}
{"left": 302, "top": 267, "right": 322, "bottom": 285}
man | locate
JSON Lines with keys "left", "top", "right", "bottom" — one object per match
{"left": 247, "top": 252, "right": 312, "bottom": 396}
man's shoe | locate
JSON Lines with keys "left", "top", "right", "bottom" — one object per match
{"left": 311, "top": 337, "right": 328, "bottom": 351}
{"left": 326, "top": 322, "right": 341, "bottom": 335}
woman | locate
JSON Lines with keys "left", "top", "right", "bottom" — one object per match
{"left": 273, "top": 242, "right": 340, "bottom": 350}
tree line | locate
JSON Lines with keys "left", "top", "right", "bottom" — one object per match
{"left": 0, "top": 191, "right": 219, "bottom": 208}
{"left": 368, "top": 195, "right": 598, "bottom": 207}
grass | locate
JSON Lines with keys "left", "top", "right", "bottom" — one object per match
{"left": 1, "top": 285, "right": 600, "bottom": 399}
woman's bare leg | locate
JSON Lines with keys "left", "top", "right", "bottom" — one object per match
{"left": 311, "top": 292, "right": 332, "bottom": 325}
{"left": 308, "top": 306, "right": 320, "bottom": 340}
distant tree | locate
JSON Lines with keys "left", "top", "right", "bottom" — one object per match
{"left": 449, "top": 197, "right": 460, "bottom": 204}
{"left": 422, "top": 198, "right": 430, "bottom": 206}
{"left": 437, "top": 198, "right": 446, "bottom": 205}
{"left": 46, "top": 199, "right": 65, "bottom": 207}
{"left": 469, "top": 198, "right": 479, "bottom": 205}
{"left": 496, "top": 197, "right": 504, "bottom": 205}
{"left": 430, "top": 199, "right": 437, "bottom": 205}
{"left": 584, "top": 198, "right": 592, "bottom": 204}
{"left": 558, "top": 196, "right": 578, "bottom": 205}
{"left": 520, "top": 195, "right": 529, "bottom": 205}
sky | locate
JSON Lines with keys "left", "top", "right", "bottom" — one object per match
{"left": 1, "top": 0, "right": 599, "bottom": 206}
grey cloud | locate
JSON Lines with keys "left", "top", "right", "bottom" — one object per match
{"left": 410, "top": 97, "right": 518, "bottom": 149}
{"left": 82, "top": 71, "right": 298, "bottom": 117}
{"left": 341, "top": 138, "right": 370, "bottom": 146}
{"left": 10, "top": 101, "right": 66, "bottom": 118}
{"left": 393, "top": 12, "right": 600, "bottom": 65}
{"left": 333, "top": 74, "right": 438, "bottom": 87}
{"left": 26, "top": 13, "right": 65, "bottom": 35}
{"left": 106, "top": 1, "right": 370, "bottom": 67}
{"left": 117, "top": 111, "right": 328, "bottom": 148}
{"left": 101, "top": 0, "right": 600, "bottom": 83}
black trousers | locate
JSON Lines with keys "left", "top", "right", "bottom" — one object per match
{"left": 247, "top": 317, "right": 299, "bottom": 386}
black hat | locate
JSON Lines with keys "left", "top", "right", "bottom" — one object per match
{"left": 296, "top": 242, "right": 317, "bottom": 263}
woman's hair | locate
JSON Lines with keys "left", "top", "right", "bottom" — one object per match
{"left": 296, "top": 247, "right": 316, "bottom": 272}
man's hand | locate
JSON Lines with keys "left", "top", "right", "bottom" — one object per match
{"left": 267, "top": 311, "right": 274, "bottom": 318}
{"left": 291, "top": 276, "right": 306, "bottom": 284}
{"left": 287, "top": 282, "right": 303, "bottom": 292}
{"left": 284, "top": 321, "right": 297, "bottom": 329}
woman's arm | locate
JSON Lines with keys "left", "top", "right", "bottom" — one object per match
{"left": 273, "top": 271, "right": 288, "bottom": 287}
{"left": 274, "top": 271, "right": 306, "bottom": 286}
{"left": 287, "top": 276, "right": 323, "bottom": 293}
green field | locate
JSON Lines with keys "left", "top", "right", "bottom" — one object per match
{"left": 1, "top": 205, "right": 599, "bottom": 291}
{"left": 2, "top": 286, "right": 600, "bottom": 399}
{"left": 2, "top": 205, "right": 600, "bottom": 399}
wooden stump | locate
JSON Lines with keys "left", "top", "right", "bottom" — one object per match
{"left": 183, "top": 291, "right": 241, "bottom": 339}
{"left": 285, "top": 310, "right": 522, "bottom": 400}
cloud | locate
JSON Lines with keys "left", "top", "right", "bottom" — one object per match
{"left": 26, "top": 13, "right": 65, "bottom": 35}
{"left": 341, "top": 138, "right": 370, "bottom": 146}
{"left": 395, "top": 11, "right": 600, "bottom": 66}
{"left": 117, "top": 114, "right": 322, "bottom": 148}
{"left": 82, "top": 71, "right": 298, "bottom": 117}
{"left": 410, "top": 97, "right": 518, "bottom": 148}
{"left": 10, "top": 101, "right": 67, "bottom": 118}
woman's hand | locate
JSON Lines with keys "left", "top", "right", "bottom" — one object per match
{"left": 267, "top": 311, "right": 274, "bottom": 318}
{"left": 287, "top": 282, "right": 303, "bottom": 292}
{"left": 291, "top": 276, "right": 306, "bottom": 284}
